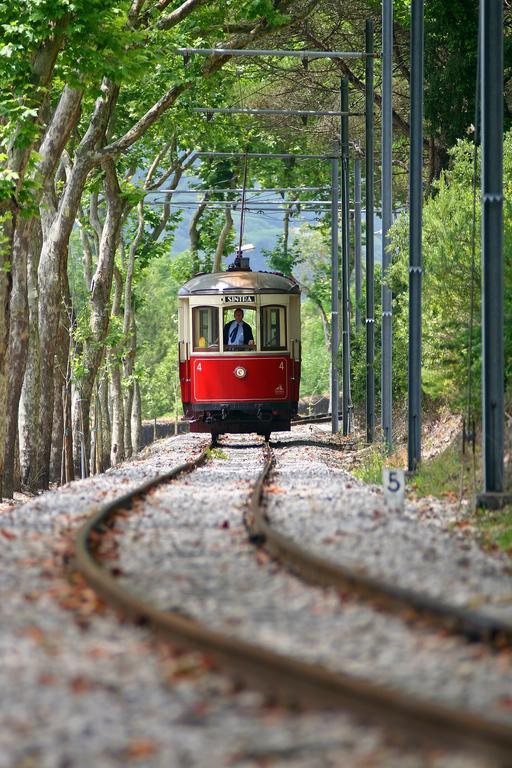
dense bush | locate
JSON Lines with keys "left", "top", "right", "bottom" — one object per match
{"left": 384, "top": 131, "right": 512, "bottom": 411}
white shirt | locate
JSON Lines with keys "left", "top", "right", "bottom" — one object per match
{"left": 227, "top": 320, "right": 244, "bottom": 345}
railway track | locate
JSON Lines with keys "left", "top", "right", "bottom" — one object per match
{"left": 75, "top": 435, "right": 512, "bottom": 764}
{"left": 248, "top": 441, "right": 512, "bottom": 648}
{"left": 291, "top": 413, "right": 337, "bottom": 426}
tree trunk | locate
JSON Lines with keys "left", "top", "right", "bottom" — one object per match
{"left": 99, "top": 369, "right": 111, "bottom": 471}
{"left": 189, "top": 193, "right": 209, "bottom": 272}
{"left": 427, "top": 136, "right": 449, "bottom": 187}
{"left": 50, "top": 381, "right": 64, "bottom": 485}
{"left": 37, "top": 83, "right": 116, "bottom": 488}
{"left": 213, "top": 204, "right": 234, "bottom": 272}
{"left": 0, "top": 249, "right": 9, "bottom": 499}
{"left": 49, "top": 269, "right": 72, "bottom": 484}
{"left": 72, "top": 385, "right": 88, "bottom": 479}
{"left": 110, "top": 356, "right": 125, "bottom": 466}
{"left": 123, "top": 318, "right": 136, "bottom": 459}
{"left": 3, "top": 218, "right": 30, "bottom": 497}
{"left": 62, "top": 355, "right": 74, "bottom": 484}
{"left": 109, "top": 262, "right": 124, "bottom": 467}
{"left": 19, "top": 221, "right": 42, "bottom": 491}
{"left": 38, "top": 158, "right": 90, "bottom": 487}
{"left": 94, "top": 383, "right": 103, "bottom": 475}
{"left": 89, "top": 392, "right": 98, "bottom": 476}
{"left": 0, "top": 33, "right": 67, "bottom": 496}
{"left": 283, "top": 204, "right": 291, "bottom": 258}
{"left": 121, "top": 221, "right": 138, "bottom": 459}
{"left": 79, "top": 158, "right": 124, "bottom": 466}
{"left": 132, "top": 380, "right": 142, "bottom": 454}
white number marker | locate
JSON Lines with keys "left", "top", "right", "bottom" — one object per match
{"left": 382, "top": 468, "right": 405, "bottom": 511}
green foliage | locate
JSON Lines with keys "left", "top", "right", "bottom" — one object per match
{"left": 265, "top": 229, "right": 332, "bottom": 399}
{"left": 138, "top": 345, "right": 179, "bottom": 420}
{"left": 207, "top": 447, "right": 229, "bottom": 460}
{"left": 351, "top": 447, "right": 386, "bottom": 486}
{"left": 409, "top": 440, "right": 468, "bottom": 500}
{"left": 387, "top": 129, "right": 512, "bottom": 410}
{"left": 473, "top": 507, "right": 512, "bottom": 553}
{"left": 136, "top": 251, "right": 194, "bottom": 419}
{"left": 300, "top": 299, "right": 330, "bottom": 398}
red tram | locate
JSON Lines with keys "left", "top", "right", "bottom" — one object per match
{"left": 178, "top": 265, "right": 301, "bottom": 439}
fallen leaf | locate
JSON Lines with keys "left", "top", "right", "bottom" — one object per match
{"left": 497, "top": 695, "right": 512, "bottom": 711}
{"left": 70, "top": 676, "right": 94, "bottom": 693}
{"left": 255, "top": 550, "right": 270, "bottom": 566}
{"left": 38, "top": 673, "right": 56, "bottom": 686}
{"left": 125, "top": 739, "right": 159, "bottom": 759}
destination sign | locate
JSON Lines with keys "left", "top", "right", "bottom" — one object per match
{"left": 221, "top": 295, "right": 256, "bottom": 304}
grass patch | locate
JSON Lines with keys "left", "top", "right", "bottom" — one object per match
{"left": 352, "top": 424, "right": 512, "bottom": 557}
{"left": 472, "top": 507, "right": 512, "bottom": 553}
{"left": 353, "top": 438, "right": 478, "bottom": 502}
{"left": 207, "top": 447, "right": 229, "bottom": 461}
{"left": 352, "top": 446, "right": 402, "bottom": 486}
{"left": 409, "top": 441, "right": 476, "bottom": 501}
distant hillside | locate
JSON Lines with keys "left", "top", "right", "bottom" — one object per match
{"left": 170, "top": 205, "right": 383, "bottom": 271}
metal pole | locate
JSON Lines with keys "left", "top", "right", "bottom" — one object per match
{"left": 340, "top": 78, "right": 351, "bottom": 435}
{"left": 365, "top": 19, "right": 375, "bottom": 443}
{"left": 408, "top": 0, "right": 424, "bottom": 472}
{"left": 331, "top": 142, "right": 340, "bottom": 433}
{"left": 354, "top": 151, "right": 362, "bottom": 330}
{"left": 381, "top": 0, "right": 393, "bottom": 451}
{"left": 481, "top": 0, "right": 504, "bottom": 493}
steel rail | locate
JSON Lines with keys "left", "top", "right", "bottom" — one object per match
{"left": 291, "top": 413, "right": 340, "bottom": 426}
{"left": 74, "top": 440, "right": 512, "bottom": 762}
{"left": 247, "top": 442, "right": 512, "bottom": 649}
{"left": 244, "top": 442, "right": 512, "bottom": 761}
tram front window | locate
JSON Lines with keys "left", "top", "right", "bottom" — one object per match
{"left": 223, "top": 307, "right": 256, "bottom": 350}
{"left": 192, "top": 306, "right": 219, "bottom": 351}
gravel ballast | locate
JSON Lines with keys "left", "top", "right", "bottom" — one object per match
{"left": 0, "top": 428, "right": 510, "bottom": 767}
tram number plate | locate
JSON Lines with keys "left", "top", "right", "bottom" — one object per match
{"left": 220, "top": 295, "right": 256, "bottom": 303}
{"left": 382, "top": 468, "right": 405, "bottom": 511}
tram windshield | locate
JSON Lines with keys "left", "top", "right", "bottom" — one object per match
{"left": 192, "top": 306, "right": 219, "bottom": 351}
{"left": 222, "top": 307, "right": 256, "bottom": 350}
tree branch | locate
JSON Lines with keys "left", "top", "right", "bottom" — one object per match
{"left": 100, "top": 0, "right": 298, "bottom": 159}
{"left": 148, "top": 147, "right": 195, "bottom": 190}
{"left": 157, "top": 0, "right": 209, "bottom": 30}
{"left": 302, "top": 28, "right": 411, "bottom": 138}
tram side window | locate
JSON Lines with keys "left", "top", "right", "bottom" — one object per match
{"left": 192, "top": 306, "right": 219, "bottom": 351}
{"left": 261, "top": 305, "right": 287, "bottom": 350}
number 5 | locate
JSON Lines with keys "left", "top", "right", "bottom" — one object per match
{"left": 387, "top": 470, "right": 401, "bottom": 493}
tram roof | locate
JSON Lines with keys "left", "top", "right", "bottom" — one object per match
{"left": 179, "top": 270, "right": 300, "bottom": 296}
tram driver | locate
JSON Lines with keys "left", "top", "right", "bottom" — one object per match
{"left": 223, "top": 308, "right": 255, "bottom": 348}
